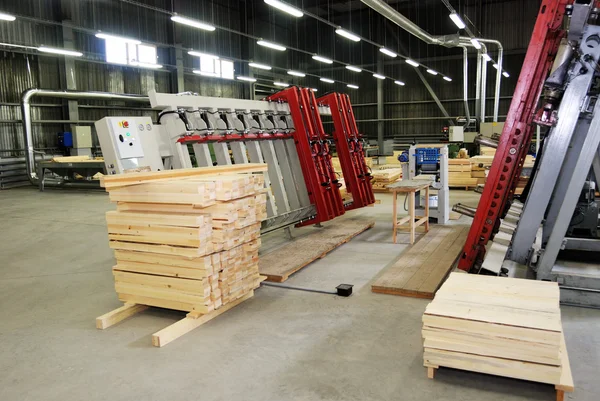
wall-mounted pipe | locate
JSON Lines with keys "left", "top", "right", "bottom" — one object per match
{"left": 21, "top": 89, "right": 150, "bottom": 185}
{"left": 459, "top": 45, "right": 471, "bottom": 128}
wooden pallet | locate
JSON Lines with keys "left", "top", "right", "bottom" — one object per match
{"left": 258, "top": 218, "right": 375, "bottom": 282}
{"left": 371, "top": 226, "right": 469, "bottom": 298}
{"left": 96, "top": 289, "right": 259, "bottom": 347}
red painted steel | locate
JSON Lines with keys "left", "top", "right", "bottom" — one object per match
{"left": 457, "top": 0, "right": 572, "bottom": 272}
{"left": 317, "top": 92, "right": 375, "bottom": 210}
{"left": 267, "top": 87, "right": 345, "bottom": 226}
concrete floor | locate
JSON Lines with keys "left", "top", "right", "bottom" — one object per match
{"left": 0, "top": 187, "right": 599, "bottom": 401}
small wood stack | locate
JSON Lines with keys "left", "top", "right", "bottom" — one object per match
{"left": 422, "top": 273, "right": 573, "bottom": 399}
{"left": 448, "top": 159, "right": 478, "bottom": 189}
{"left": 330, "top": 156, "right": 373, "bottom": 174}
{"left": 371, "top": 168, "right": 402, "bottom": 192}
{"left": 96, "top": 164, "right": 269, "bottom": 346}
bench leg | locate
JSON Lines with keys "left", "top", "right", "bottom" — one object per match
{"left": 392, "top": 191, "right": 398, "bottom": 244}
{"left": 409, "top": 192, "right": 415, "bottom": 244}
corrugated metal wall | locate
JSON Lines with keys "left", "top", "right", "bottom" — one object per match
{"left": 0, "top": 0, "right": 540, "bottom": 155}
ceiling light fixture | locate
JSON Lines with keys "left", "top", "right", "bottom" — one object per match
{"left": 394, "top": 80, "right": 405, "bottom": 86}
{"left": 503, "top": 71, "right": 510, "bottom": 78}
{"left": 449, "top": 13, "right": 466, "bottom": 29}
{"left": 335, "top": 28, "right": 361, "bottom": 42}
{"left": 482, "top": 53, "right": 492, "bottom": 62}
{"left": 405, "top": 59, "right": 419, "bottom": 67}
{"left": 188, "top": 51, "right": 219, "bottom": 59}
{"left": 257, "top": 40, "right": 286, "bottom": 51}
{"left": 237, "top": 76, "right": 257, "bottom": 82}
{"left": 274, "top": 82, "right": 289, "bottom": 87}
{"left": 130, "top": 62, "right": 163, "bottom": 69}
{"left": 443, "top": 76, "right": 453, "bottom": 82}
{"left": 379, "top": 47, "right": 397, "bottom": 58}
{"left": 249, "top": 62, "right": 271, "bottom": 70}
{"left": 347, "top": 84, "right": 359, "bottom": 89}
{"left": 470, "top": 38, "right": 482, "bottom": 50}
{"left": 311, "top": 88, "right": 318, "bottom": 92}
{"left": 345, "top": 65, "right": 362, "bottom": 73}
{"left": 320, "top": 77, "right": 334, "bottom": 83}
{"left": 38, "top": 46, "right": 83, "bottom": 57}
{"left": 312, "top": 55, "right": 333, "bottom": 64}
{"left": 287, "top": 70, "right": 305, "bottom": 77}
{"left": 492, "top": 63, "right": 499, "bottom": 69}
{"left": 264, "top": 0, "right": 304, "bottom": 18}
{"left": 193, "top": 70, "right": 218, "bottom": 77}
{"left": 0, "top": 12, "right": 16, "bottom": 21}
{"left": 373, "top": 73, "right": 385, "bottom": 80}
{"left": 426, "top": 69, "right": 438, "bottom": 76}
{"left": 171, "top": 15, "right": 216, "bottom": 31}
{"left": 95, "top": 33, "right": 141, "bottom": 44}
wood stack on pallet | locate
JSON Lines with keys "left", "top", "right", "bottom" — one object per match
{"left": 469, "top": 147, "right": 535, "bottom": 193}
{"left": 330, "top": 156, "right": 373, "bottom": 174}
{"left": 96, "top": 164, "right": 268, "bottom": 346}
{"left": 423, "top": 272, "right": 573, "bottom": 400}
{"left": 448, "top": 159, "right": 478, "bottom": 189}
{"left": 371, "top": 168, "right": 402, "bottom": 192}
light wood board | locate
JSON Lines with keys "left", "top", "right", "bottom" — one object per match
{"left": 258, "top": 218, "right": 375, "bottom": 282}
{"left": 371, "top": 226, "right": 469, "bottom": 299}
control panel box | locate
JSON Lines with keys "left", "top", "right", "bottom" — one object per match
{"left": 72, "top": 126, "right": 93, "bottom": 148}
{"left": 95, "top": 116, "right": 164, "bottom": 175}
{"left": 448, "top": 126, "right": 464, "bottom": 142}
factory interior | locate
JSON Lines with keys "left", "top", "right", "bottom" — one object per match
{"left": 1, "top": 1, "right": 599, "bottom": 400}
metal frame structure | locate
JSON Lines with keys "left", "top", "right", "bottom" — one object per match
{"left": 457, "top": 0, "right": 571, "bottom": 272}
{"left": 96, "top": 89, "right": 373, "bottom": 233}
{"left": 317, "top": 92, "right": 375, "bottom": 210}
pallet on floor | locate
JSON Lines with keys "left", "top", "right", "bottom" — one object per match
{"left": 258, "top": 218, "right": 375, "bottom": 282}
{"left": 371, "top": 226, "right": 469, "bottom": 298}
{"left": 423, "top": 273, "right": 574, "bottom": 401}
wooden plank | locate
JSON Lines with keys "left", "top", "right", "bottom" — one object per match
{"left": 151, "top": 291, "right": 254, "bottom": 347}
{"left": 259, "top": 218, "right": 375, "bottom": 282}
{"left": 109, "top": 240, "right": 215, "bottom": 258}
{"left": 114, "top": 262, "right": 210, "bottom": 280}
{"left": 556, "top": 333, "right": 574, "bottom": 392}
{"left": 95, "top": 302, "right": 148, "bottom": 329}
{"left": 100, "top": 163, "right": 267, "bottom": 189}
{"left": 371, "top": 226, "right": 469, "bottom": 298}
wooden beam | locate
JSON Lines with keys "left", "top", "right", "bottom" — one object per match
{"left": 151, "top": 291, "right": 254, "bottom": 347}
{"left": 95, "top": 302, "right": 148, "bottom": 329}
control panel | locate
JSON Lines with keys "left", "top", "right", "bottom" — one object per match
{"left": 95, "top": 116, "right": 164, "bottom": 174}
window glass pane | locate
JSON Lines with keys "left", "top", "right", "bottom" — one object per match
{"left": 137, "top": 44, "right": 157, "bottom": 64}
{"left": 105, "top": 39, "right": 127, "bottom": 64}
{"left": 200, "top": 56, "right": 216, "bottom": 74}
{"left": 220, "top": 60, "right": 234, "bottom": 79}
{"left": 127, "top": 43, "right": 138, "bottom": 64}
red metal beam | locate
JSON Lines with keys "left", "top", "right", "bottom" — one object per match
{"left": 457, "top": 0, "right": 572, "bottom": 272}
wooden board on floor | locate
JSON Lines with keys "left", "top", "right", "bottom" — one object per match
{"left": 258, "top": 218, "right": 375, "bottom": 282}
{"left": 371, "top": 226, "right": 469, "bottom": 299}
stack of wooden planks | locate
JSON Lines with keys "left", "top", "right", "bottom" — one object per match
{"left": 469, "top": 147, "right": 535, "bottom": 193}
{"left": 330, "top": 156, "right": 373, "bottom": 174}
{"left": 448, "top": 159, "right": 478, "bottom": 189}
{"left": 423, "top": 273, "right": 574, "bottom": 400}
{"left": 371, "top": 168, "right": 402, "bottom": 192}
{"left": 96, "top": 164, "right": 269, "bottom": 346}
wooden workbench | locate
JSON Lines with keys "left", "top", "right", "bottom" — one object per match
{"left": 388, "top": 179, "right": 432, "bottom": 244}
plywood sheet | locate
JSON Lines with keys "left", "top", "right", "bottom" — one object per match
{"left": 371, "top": 226, "right": 469, "bottom": 298}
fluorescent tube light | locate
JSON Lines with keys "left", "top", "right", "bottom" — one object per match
{"left": 287, "top": 70, "right": 305, "bottom": 77}
{"left": 345, "top": 65, "right": 362, "bottom": 73}
{"left": 347, "top": 84, "right": 359, "bottom": 89}
{"left": 379, "top": 47, "right": 397, "bottom": 58}
{"left": 130, "top": 62, "right": 162, "bottom": 69}
{"left": 264, "top": 0, "right": 304, "bottom": 18}
{"left": 249, "top": 62, "right": 271, "bottom": 70}
{"left": 237, "top": 76, "right": 257, "bottom": 82}
{"left": 193, "top": 70, "right": 218, "bottom": 77}
{"left": 311, "top": 88, "right": 318, "bottom": 92}
{"left": 320, "top": 77, "right": 334, "bottom": 83}
{"left": 257, "top": 40, "right": 286, "bottom": 51}
{"left": 492, "top": 63, "right": 499, "bottom": 69}
{"left": 406, "top": 59, "right": 419, "bottom": 67}
{"left": 503, "top": 71, "right": 510, "bottom": 78}
{"left": 188, "top": 51, "right": 219, "bottom": 59}
{"left": 426, "top": 69, "right": 438, "bottom": 76}
{"left": 335, "top": 28, "right": 360, "bottom": 42}
{"left": 373, "top": 73, "right": 385, "bottom": 80}
{"left": 274, "top": 82, "right": 289, "bottom": 87}
{"left": 482, "top": 53, "right": 492, "bottom": 62}
{"left": 38, "top": 46, "right": 83, "bottom": 57}
{"left": 312, "top": 55, "right": 333, "bottom": 64}
{"left": 449, "top": 13, "right": 466, "bottom": 29}
{"left": 171, "top": 15, "right": 215, "bottom": 31}
{"left": 470, "top": 38, "right": 482, "bottom": 50}
{"left": 394, "top": 80, "right": 405, "bottom": 86}
{"left": 0, "top": 12, "right": 16, "bottom": 21}
{"left": 443, "top": 76, "right": 453, "bottom": 82}
{"left": 95, "top": 33, "right": 141, "bottom": 44}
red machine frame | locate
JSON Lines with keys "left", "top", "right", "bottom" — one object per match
{"left": 267, "top": 87, "right": 346, "bottom": 226}
{"left": 317, "top": 92, "right": 375, "bottom": 210}
{"left": 457, "top": 0, "right": 572, "bottom": 271}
